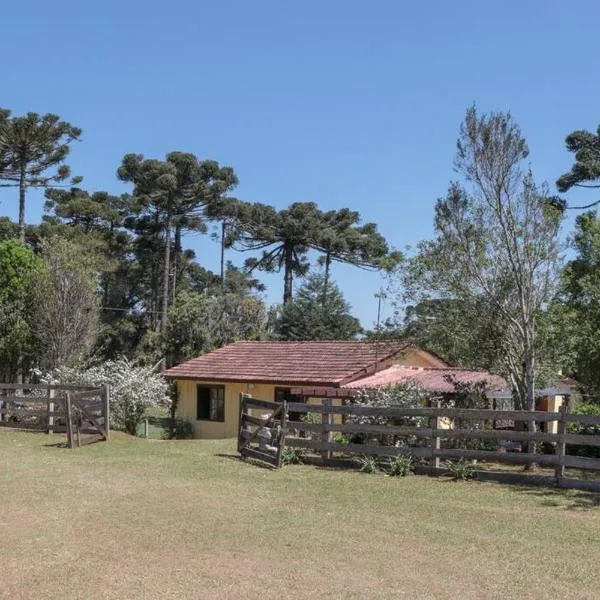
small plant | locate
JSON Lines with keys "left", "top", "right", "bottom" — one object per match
{"left": 282, "top": 447, "right": 303, "bottom": 465}
{"left": 356, "top": 454, "right": 378, "bottom": 474}
{"left": 387, "top": 455, "right": 414, "bottom": 477}
{"left": 446, "top": 458, "right": 475, "bottom": 481}
{"left": 162, "top": 418, "right": 194, "bottom": 440}
{"left": 332, "top": 432, "right": 349, "bottom": 444}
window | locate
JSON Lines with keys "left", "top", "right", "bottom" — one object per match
{"left": 274, "top": 387, "right": 303, "bottom": 404}
{"left": 196, "top": 385, "right": 225, "bottom": 421}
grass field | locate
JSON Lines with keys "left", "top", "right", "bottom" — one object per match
{"left": 0, "top": 429, "right": 598, "bottom": 600}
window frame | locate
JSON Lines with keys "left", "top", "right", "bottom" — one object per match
{"left": 196, "top": 384, "right": 226, "bottom": 422}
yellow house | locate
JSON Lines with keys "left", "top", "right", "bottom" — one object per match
{"left": 162, "top": 340, "right": 448, "bottom": 439}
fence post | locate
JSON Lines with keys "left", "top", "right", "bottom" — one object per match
{"left": 321, "top": 398, "right": 332, "bottom": 461}
{"left": 0, "top": 397, "right": 3, "bottom": 423}
{"left": 275, "top": 399, "right": 287, "bottom": 468}
{"left": 430, "top": 399, "right": 441, "bottom": 470}
{"left": 237, "top": 393, "right": 246, "bottom": 452}
{"left": 66, "top": 392, "right": 73, "bottom": 449}
{"left": 144, "top": 419, "right": 149, "bottom": 439}
{"left": 555, "top": 398, "right": 570, "bottom": 485}
{"left": 47, "top": 388, "right": 55, "bottom": 435}
{"left": 101, "top": 384, "right": 110, "bottom": 441}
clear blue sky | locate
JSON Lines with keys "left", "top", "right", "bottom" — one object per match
{"left": 1, "top": 0, "right": 597, "bottom": 328}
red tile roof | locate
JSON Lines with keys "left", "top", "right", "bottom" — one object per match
{"left": 342, "top": 365, "right": 506, "bottom": 393}
{"left": 162, "top": 340, "right": 413, "bottom": 385}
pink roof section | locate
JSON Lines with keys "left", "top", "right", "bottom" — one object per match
{"left": 162, "top": 340, "right": 416, "bottom": 386}
{"left": 342, "top": 365, "right": 507, "bottom": 393}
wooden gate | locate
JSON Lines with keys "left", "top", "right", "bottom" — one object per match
{"left": 66, "top": 387, "right": 110, "bottom": 448}
{"left": 238, "top": 393, "right": 286, "bottom": 467}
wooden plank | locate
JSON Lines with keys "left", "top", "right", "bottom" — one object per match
{"left": 71, "top": 389, "right": 102, "bottom": 401}
{"left": 558, "top": 477, "right": 600, "bottom": 493}
{"left": 0, "top": 383, "right": 97, "bottom": 391}
{"left": 243, "top": 397, "right": 281, "bottom": 410}
{"left": 564, "top": 413, "right": 600, "bottom": 425}
{"left": 286, "top": 403, "right": 562, "bottom": 422}
{"left": 241, "top": 414, "right": 270, "bottom": 427}
{"left": 240, "top": 446, "right": 278, "bottom": 466}
{"left": 0, "top": 410, "right": 57, "bottom": 418}
{"left": 435, "top": 448, "right": 558, "bottom": 466}
{"left": 286, "top": 437, "right": 432, "bottom": 458}
{"left": 563, "top": 455, "right": 600, "bottom": 470}
{"left": 287, "top": 421, "right": 559, "bottom": 443}
{"left": 564, "top": 434, "right": 600, "bottom": 447}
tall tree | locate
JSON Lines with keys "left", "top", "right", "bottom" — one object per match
{"left": 226, "top": 201, "right": 317, "bottom": 303}
{"left": 0, "top": 241, "right": 41, "bottom": 381}
{"left": 561, "top": 211, "right": 600, "bottom": 397}
{"left": 32, "top": 237, "right": 99, "bottom": 369}
{"left": 400, "top": 107, "right": 563, "bottom": 426}
{"left": 557, "top": 124, "right": 600, "bottom": 209}
{"left": 0, "top": 111, "right": 81, "bottom": 241}
{"left": 118, "top": 152, "right": 237, "bottom": 335}
{"left": 273, "top": 273, "right": 362, "bottom": 340}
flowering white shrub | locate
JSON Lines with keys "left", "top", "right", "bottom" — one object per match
{"left": 53, "top": 358, "right": 171, "bottom": 435}
{"left": 346, "top": 383, "right": 432, "bottom": 448}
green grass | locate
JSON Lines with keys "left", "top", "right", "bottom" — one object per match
{"left": 0, "top": 429, "right": 598, "bottom": 599}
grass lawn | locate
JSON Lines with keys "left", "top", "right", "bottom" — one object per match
{"left": 0, "top": 429, "right": 598, "bottom": 600}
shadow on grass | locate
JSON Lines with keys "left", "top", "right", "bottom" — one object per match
{"left": 215, "top": 453, "right": 275, "bottom": 471}
{"left": 510, "top": 486, "right": 600, "bottom": 511}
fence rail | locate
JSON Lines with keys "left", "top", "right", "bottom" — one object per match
{"left": 0, "top": 383, "right": 110, "bottom": 448}
{"left": 240, "top": 397, "right": 600, "bottom": 492}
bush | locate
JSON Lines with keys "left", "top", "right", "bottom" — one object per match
{"left": 356, "top": 454, "right": 378, "bottom": 474}
{"left": 446, "top": 458, "right": 475, "bottom": 481}
{"left": 53, "top": 358, "right": 171, "bottom": 436}
{"left": 282, "top": 447, "right": 303, "bottom": 465}
{"left": 332, "top": 432, "right": 349, "bottom": 445}
{"left": 387, "top": 455, "right": 414, "bottom": 477}
{"left": 162, "top": 418, "right": 194, "bottom": 440}
{"left": 567, "top": 403, "right": 600, "bottom": 458}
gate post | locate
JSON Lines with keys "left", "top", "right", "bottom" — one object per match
{"left": 430, "top": 399, "right": 441, "bottom": 470}
{"left": 275, "top": 400, "right": 287, "bottom": 468}
{"left": 237, "top": 393, "right": 246, "bottom": 452}
{"left": 66, "top": 392, "right": 74, "bottom": 449}
{"left": 102, "top": 384, "right": 110, "bottom": 441}
{"left": 555, "top": 398, "right": 570, "bottom": 485}
{"left": 321, "top": 398, "right": 332, "bottom": 461}
{"left": 47, "top": 388, "right": 55, "bottom": 435}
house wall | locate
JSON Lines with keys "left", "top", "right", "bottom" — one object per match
{"left": 176, "top": 380, "right": 340, "bottom": 439}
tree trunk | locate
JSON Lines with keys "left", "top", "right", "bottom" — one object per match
{"left": 18, "top": 163, "right": 26, "bottom": 243}
{"left": 323, "top": 251, "right": 331, "bottom": 302}
{"left": 172, "top": 224, "right": 182, "bottom": 303}
{"left": 523, "top": 351, "right": 538, "bottom": 469}
{"left": 220, "top": 222, "right": 226, "bottom": 294}
{"left": 161, "top": 213, "right": 173, "bottom": 336}
{"left": 283, "top": 243, "right": 294, "bottom": 304}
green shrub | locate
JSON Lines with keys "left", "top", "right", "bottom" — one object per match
{"left": 567, "top": 404, "right": 600, "bottom": 458}
{"left": 282, "top": 447, "right": 303, "bottom": 465}
{"left": 162, "top": 418, "right": 194, "bottom": 440}
{"left": 332, "top": 432, "right": 349, "bottom": 444}
{"left": 356, "top": 454, "right": 378, "bottom": 474}
{"left": 446, "top": 458, "right": 474, "bottom": 481}
{"left": 387, "top": 455, "right": 414, "bottom": 477}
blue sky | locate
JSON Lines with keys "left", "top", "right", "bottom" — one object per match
{"left": 1, "top": 0, "right": 597, "bottom": 328}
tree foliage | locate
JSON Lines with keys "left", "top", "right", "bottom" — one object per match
{"left": 0, "top": 241, "right": 41, "bottom": 381}
{"left": 273, "top": 273, "right": 362, "bottom": 340}
{"left": 399, "top": 106, "right": 564, "bottom": 412}
{"left": 0, "top": 110, "right": 81, "bottom": 241}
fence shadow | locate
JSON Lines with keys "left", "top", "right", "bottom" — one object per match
{"left": 510, "top": 485, "right": 600, "bottom": 511}
{"left": 215, "top": 453, "right": 276, "bottom": 471}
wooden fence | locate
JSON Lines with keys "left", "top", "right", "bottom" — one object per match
{"left": 0, "top": 383, "right": 110, "bottom": 448}
{"left": 238, "top": 393, "right": 600, "bottom": 491}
